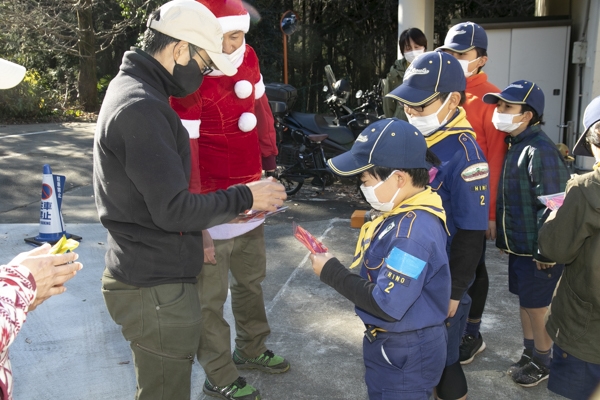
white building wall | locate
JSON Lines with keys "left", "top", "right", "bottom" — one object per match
{"left": 396, "top": 0, "right": 434, "bottom": 58}
{"left": 570, "top": 0, "right": 599, "bottom": 169}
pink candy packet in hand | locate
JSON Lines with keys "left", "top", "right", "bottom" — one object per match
{"left": 538, "top": 192, "right": 565, "bottom": 211}
{"left": 293, "top": 222, "right": 328, "bottom": 254}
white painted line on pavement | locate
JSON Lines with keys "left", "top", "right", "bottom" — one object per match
{"left": 0, "top": 129, "right": 67, "bottom": 139}
{"left": 266, "top": 217, "right": 349, "bottom": 314}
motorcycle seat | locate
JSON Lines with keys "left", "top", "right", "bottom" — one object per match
{"left": 307, "top": 134, "right": 328, "bottom": 142}
{"left": 289, "top": 111, "right": 355, "bottom": 146}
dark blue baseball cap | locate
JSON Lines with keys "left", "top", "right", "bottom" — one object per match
{"left": 437, "top": 21, "right": 488, "bottom": 53}
{"left": 573, "top": 95, "right": 600, "bottom": 157}
{"left": 386, "top": 51, "right": 466, "bottom": 107}
{"left": 327, "top": 118, "right": 430, "bottom": 177}
{"left": 483, "top": 80, "right": 545, "bottom": 116}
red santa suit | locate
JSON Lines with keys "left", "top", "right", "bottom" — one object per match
{"left": 170, "top": 7, "right": 277, "bottom": 239}
{"left": 170, "top": 45, "right": 277, "bottom": 191}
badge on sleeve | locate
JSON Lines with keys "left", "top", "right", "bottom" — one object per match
{"left": 385, "top": 247, "right": 427, "bottom": 279}
{"left": 461, "top": 162, "right": 489, "bottom": 182}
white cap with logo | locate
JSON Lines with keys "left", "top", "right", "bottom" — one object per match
{"left": 0, "top": 58, "right": 26, "bottom": 89}
{"left": 147, "top": 0, "right": 237, "bottom": 76}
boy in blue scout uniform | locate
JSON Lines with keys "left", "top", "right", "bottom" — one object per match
{"left": 483, "top": 81, "right": 569, "bottom": 387}
{"left": 387, "top": 51, "right": 489, "bottom": 400}
{"left": 309, "top": 118, "right": 451, "bottom": 400}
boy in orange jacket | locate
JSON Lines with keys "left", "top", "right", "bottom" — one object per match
{"left": 438, "top": 22, "right": 507, "bottom": 364}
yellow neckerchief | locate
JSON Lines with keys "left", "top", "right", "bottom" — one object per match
{"left": 424, "top": 107, "right": 476, "bottom": 148}
{"left": 594, "top": 161, "right": 600, "bottom": 170}
{"left": 349, "top": 187, "right": 448, "bottom": 269}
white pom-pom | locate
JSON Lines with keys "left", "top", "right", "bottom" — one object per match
{"left": 234, "top": 80, "right": 253, "bottom": 99}
{"left": 238, "top": 112, "right": 257, "bottom": 132}
{"left": 255, "top": 75, "right": 265, "bottom": 99}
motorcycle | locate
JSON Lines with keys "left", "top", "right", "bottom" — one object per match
{"left": 266, "top": 66, "right": 384, "bottom": 195}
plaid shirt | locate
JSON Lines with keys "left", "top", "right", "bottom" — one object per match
{"left": 496, "top": 125, "right": 569, "bottom": 261}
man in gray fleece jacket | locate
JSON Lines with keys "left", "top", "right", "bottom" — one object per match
{"left": 93, "top": 2, "right": 286, "bottom": 399}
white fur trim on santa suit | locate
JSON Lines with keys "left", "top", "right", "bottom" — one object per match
{"left": 254, "top": 74, "right": 265, "bottom": 99}
{"left": 238, "top": 112, "right": 257, "bottom": 132}
{"left": 180, "top": 119, "right": 200, "bottom": 139}
{"left": 234, "top": 80, "right": 253, "bottom": 99}
{"left": 218, "top": 14, "right": 250, "bottom": 34}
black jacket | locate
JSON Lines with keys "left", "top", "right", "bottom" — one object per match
{"left": 93, "top": 48, "right": 253, "bottom": 287}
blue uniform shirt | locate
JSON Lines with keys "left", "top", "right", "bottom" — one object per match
{"left": 428, "top": 118, "right": 490, "bottom": 253}
{"left": 356, "top": 209, "right": 451, "bottom": 333}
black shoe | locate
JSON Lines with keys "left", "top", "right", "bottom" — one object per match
{"left": 512, "top": 360, "right": 550, "bottom": 387}
{"left": 506, "top": 353, "right": 532, "bottom": 377}
{"left": 459, "top": 334, "right": 486, "bottom": 364}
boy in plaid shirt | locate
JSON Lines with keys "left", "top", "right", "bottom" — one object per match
{"left": 483, "top": 80, "right": 569, "bottom": 387}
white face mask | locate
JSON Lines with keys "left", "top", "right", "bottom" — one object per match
{"left": 458, "top": 57, "right": 480, "bottom": 78}
{"left": 227, "top": 38, "right": 246, "bottom": 66}
{"left": 406, "top": 95, "right": 452, "bottom": 136}
{"left": 360, "top": 171, "right": 400, "bottom": 212}
{"left": 404, "top": 49, "right": 424, "bottom": 64}
{"left": 209, "top": 38, "right": 246, "bottom": 76}
{"left": 492, "top": 109, "right": 523, "bottom": 133}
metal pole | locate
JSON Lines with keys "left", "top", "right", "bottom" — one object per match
{"left": 283, "top": 34, "right": 288, "bottom": 84}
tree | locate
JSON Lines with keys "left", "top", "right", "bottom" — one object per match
{"left": 247, "top": 0, "right": 398, "bottom": 113}
{"left": 0, "top": 0, "right": 159, "bottom": 112}
{"left": 247, "top": 0, "right": 537, "bottom": 114}
{"left": 434, "top": 0, "right": 536, "bottom": 44}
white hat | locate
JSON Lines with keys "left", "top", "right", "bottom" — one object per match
{"left": 147, "top": 0, "right": 237, "bottom": 76}
{"left": 0, "top": 58, "right": 26, "bottom": 89}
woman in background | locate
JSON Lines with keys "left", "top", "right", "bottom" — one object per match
{"left": 382, "top": 27, "right": 427, "bottom": 120}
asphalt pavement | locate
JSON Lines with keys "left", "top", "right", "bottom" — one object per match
{"left": 0, "top": 123, "right": 567, "bottom": 399}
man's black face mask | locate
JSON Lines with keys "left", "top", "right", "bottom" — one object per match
{"left": 172, "top": 57, "right": 203, "bottom": 98}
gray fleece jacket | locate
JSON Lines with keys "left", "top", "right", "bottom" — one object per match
{"left": 93, "top": 48, "right": 253, "bottom": 287}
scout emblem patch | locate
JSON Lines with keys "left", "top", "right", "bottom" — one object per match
{"left": 461, "top": 162, "right": 489, "bottom": 182}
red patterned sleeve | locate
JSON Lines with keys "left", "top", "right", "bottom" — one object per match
{"left": 0, "top": 264, "right": 36, "bottom": 351}
{"left": 0, "top": 263, "right": 36, "bottom": 400}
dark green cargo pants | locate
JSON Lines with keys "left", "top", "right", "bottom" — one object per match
{"left": 102, "top": 269, "right": 202, "bottom": 400}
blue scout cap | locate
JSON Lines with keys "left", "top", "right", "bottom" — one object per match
{"left": 482, "top": 80, "right": 545, "bottom": 116}
{"left": 573, "top": 95, "right": 600, "bottom": 157}
{"left": 386, "top": 52, "right": 466, "bottom": 107}
{"left": 327, "top": 118, "right": 429, "bottom": 177}
{"left": 437, "top": 21, "right": 488, "bottom": 52}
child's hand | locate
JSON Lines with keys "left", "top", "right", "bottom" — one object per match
{"left": 535, "top": 260, "right": 554, "bottom": 270}
{"left": 309, "top": 253, "right": 333, "bottom": 277}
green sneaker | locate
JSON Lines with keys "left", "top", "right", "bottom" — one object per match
{"left": 233, "top": 349, "right": 290, "bottom": 374}
{"left": 203, "top": 377, "right": 260, "bottom": 400}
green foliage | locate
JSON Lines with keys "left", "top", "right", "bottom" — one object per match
{"left": 0, "top": 70, "right": 61, "bottom": 121}
{"left": 247, "top": 0, "right": 398, "bottom": 114}
{"left": 434, "top": 0, "right": 536, "bottom": 45}
{"left": 247, "top": 0, "right": 537, "bottom": 114}
{"left": 0, "top": 0, "right": 540, "bottom": 119}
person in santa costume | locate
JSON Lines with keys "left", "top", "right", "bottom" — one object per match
{"left": 170, "top": 1, "right": 287, "bottom": 399}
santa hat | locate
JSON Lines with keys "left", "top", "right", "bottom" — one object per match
{"left": 197, "top": 0, "right": 250, "bottom": 34}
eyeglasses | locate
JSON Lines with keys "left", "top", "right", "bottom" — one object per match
{"left": 401, "top": 95, "right": 441, "bottom": 112}
{"left": 190, "top": 46, "right": 214, "bottom": 76}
